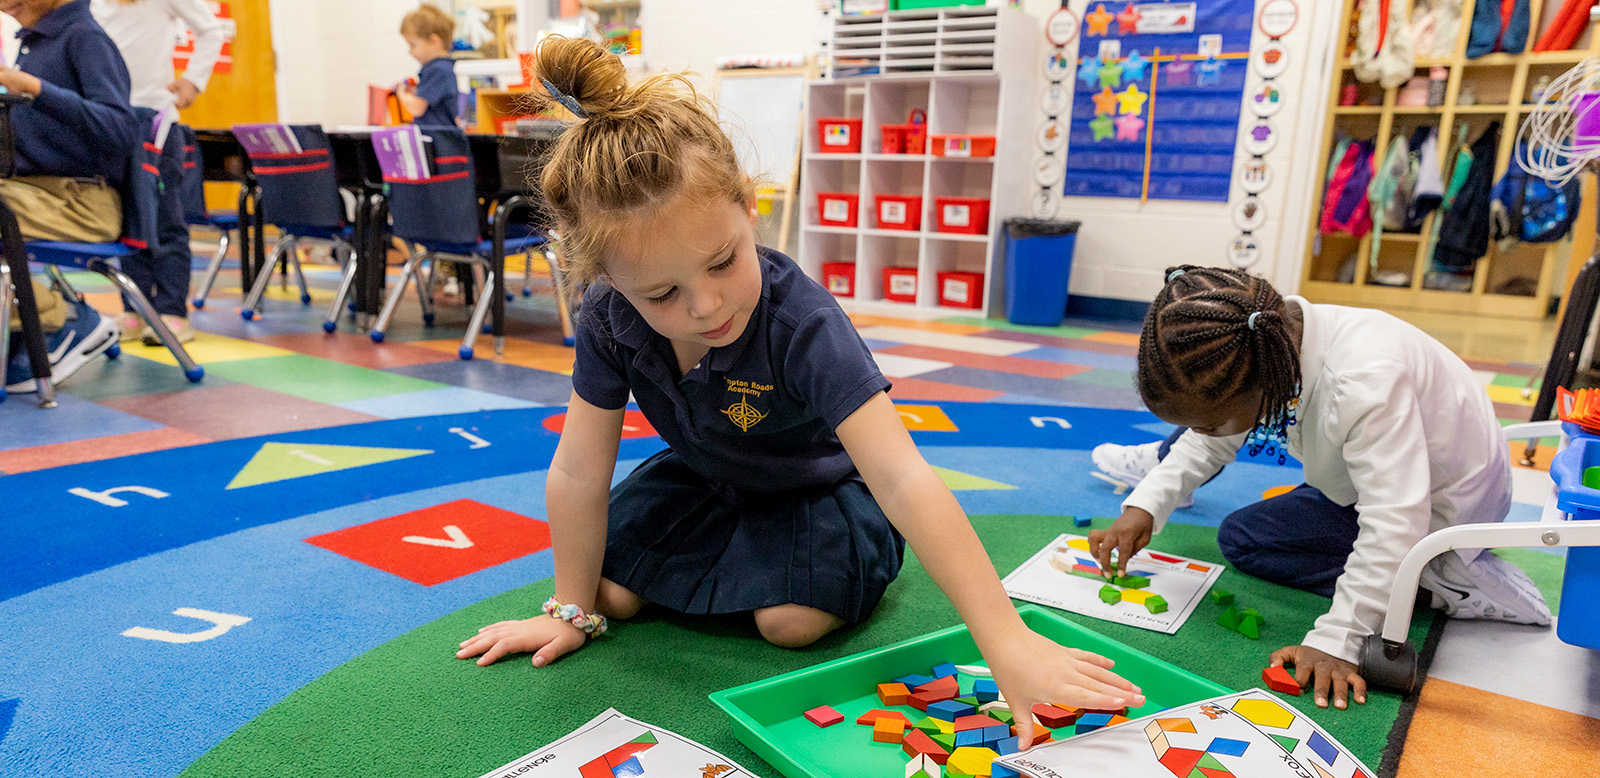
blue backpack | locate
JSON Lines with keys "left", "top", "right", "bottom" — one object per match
{"left": 1492, "top": 143, "right": 1581, "bottom": 245}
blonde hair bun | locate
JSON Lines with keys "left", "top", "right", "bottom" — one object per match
{"left": 534, "top": 36, "right": 628, "bottom": 119}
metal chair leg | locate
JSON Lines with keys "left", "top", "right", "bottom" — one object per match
{"left": 94, "top": 261, "right": 204, "bottom": 382}
{"left": 290, "top": 244, "right": 312, "bottom": 305}
{"left": 0, "top": 258, "right": 11, "bottom": 401}
{"left": 460, "top": 261, "right": 494, "bottom": 360}
{"left": 241, "top": 235, "right": 293, "bottom": 319}
{"left": 370, "top": 248, "right": 425, "bottom": 343}
{"left": 522, "top": 249, "right": 533, "bottom": 297}
{"left": 416, "top": 252, "right": 436, "bottom": 326}
{"left": 545, "top": 245, "right": 576, "bottom": 346}
{"left": 192, "top": 228, "right": 231, "bottom": 309}
{"left": 324, "top": 242, "right": 359, "bottom": 333}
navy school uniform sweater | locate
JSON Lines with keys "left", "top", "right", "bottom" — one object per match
{"left": 11, "top": 0, "right": 139, "bottom": 185}
{"left": 412, "top": 56, "right": 458, "bottom": 128}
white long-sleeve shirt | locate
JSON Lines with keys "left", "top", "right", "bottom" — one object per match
{"left": 92, "top": 0, "right": 225, "bottom": 112}
{"left": 1123, "top": 296, "right": 1510, "bottom": 662}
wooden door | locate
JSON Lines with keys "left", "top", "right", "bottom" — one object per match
{"left": 176, "top": 0, "right": 278, "bottom": 211}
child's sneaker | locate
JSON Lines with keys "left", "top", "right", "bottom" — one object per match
{"left": 115, "top": 313, "right": 144, "bottom": 342}
{"left": 1420, "top": 549, "right": 1552, "bottom": 626}
{"left": 1092, "top": 440, "right": 1193, "bottom": 507}
{"left": 5, "top": 301, "right": 119, "bottom": 393}
{"left": 140, "top": 314, "right": 196, "bottom": 346}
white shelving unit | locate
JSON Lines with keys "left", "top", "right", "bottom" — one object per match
{"left": 799, "top": 6, "right": 1036, "bottom": 317}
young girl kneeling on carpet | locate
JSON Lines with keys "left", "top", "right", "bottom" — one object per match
{"left": 1087, "top": 265, "right": 1550, "bottom": 710}
{"left": 454, "top": 36, "right": 1145, "bottom": 719}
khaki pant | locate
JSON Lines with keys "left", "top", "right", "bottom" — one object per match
{"left": 7, "top": 279, "right": 66, "bottom": 333}
{"left": 0, "top": 175, "right": 121, "bottom": 243}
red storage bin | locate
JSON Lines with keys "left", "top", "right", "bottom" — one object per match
{"left": 880, "top": 109, "right": 927, "bottom": 154}
{"left": 938, "top": 271, "right": 985, "bottom": 309}
{"left": 930, "top": 134, "right": 996, "bottom": 158}
{"left": 817, "top": 192, "right": 859, "bottom": 227}
{"left": 934, "top": 197, "right": 991, "bottom": 234}
{"left": 821, "top": 262, "right": 856, "bottom": 297}
{"left": 816, "top": 118, "right": 863, "bottom": 153}
{"left": 875, "top": 194, "right": 922, "bottom": 230}
{"left": 883, "top": 267, "right": 919, "bottom": 303}
{"left": 881, "top": 125, "right": 905, "bottom": 154}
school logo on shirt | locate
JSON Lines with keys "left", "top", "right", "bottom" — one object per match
{"left": 721, "top": 378, "right": 770, "bottom": 432}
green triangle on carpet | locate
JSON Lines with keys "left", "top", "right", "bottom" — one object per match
{"left": 225, "top": 442, "right": 433, "bottom": 489}
{"left": 930, "top": 465, "right": 1016, "bottom": 491}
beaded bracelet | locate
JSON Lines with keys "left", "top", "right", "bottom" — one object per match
{"left": 542, "top": 596, "right": 608, "bottom": 638}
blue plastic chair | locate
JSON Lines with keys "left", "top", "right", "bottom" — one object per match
{"left": 370, "top": 127, "right": 561, "bottom": 359}
{"left": 234, "top": 124, "right": 358, "bottom": 328}
{"left": 177, "top": 124, "right": 242, "bottom": 310}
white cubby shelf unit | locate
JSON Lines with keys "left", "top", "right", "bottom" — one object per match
{"left": 799, "top": 6, "right": 1035, "bottom": 316}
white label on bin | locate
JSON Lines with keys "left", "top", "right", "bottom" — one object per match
{"left": 881, "top": 201, "right": 907, "bottom": 224}
{"left": 943, "top": 278, "right": 970, "bottom": 303}
{"left": 823, "top": 198, "right": 850, "bottom": 222}
{"left": 943, "top": 204, "right": 970, "bottom": 227}
{"left": 828, "top": 274, "right": 851, "bottom": 293}
{"left": 890, "top": 274, "right": 917, "bottom": 295}
{"left": 824, "top": 124, "right": 852, "bottom": 146}
{"left": 944, "top": 138, "right": 972, "bottom": 157}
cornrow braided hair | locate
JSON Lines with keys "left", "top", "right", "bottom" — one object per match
{"left": 1137, "top": 265, "right": 1302, "bottom": 461}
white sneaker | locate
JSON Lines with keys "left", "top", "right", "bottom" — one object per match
{"left": 1091, "top": 441, "right": 1193, "bottom": 507}
{"left": 1420, "top": 550, "right": 1552, "bottom": 626}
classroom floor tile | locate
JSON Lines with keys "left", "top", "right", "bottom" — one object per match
{"left": 55, "top": 353, "right": 234, "bottom": 402}
{"left": 980, "top": 328, "right": 1140, "bottom": 355}
{"left": 0, "top": 389, "right": 166, "bottom": 450}
{"left": 118, "top": 331, "right": 297, "bottom": 366}
{"left": 0, "top": 426, "right": 211, "bottom": 474}
{"left": 1395, "top": 679, "right": 1600, "bottom": 776}
{"left": 257, "top": 332, "right": 459, "bottom": 370}
{"left": 851, "top": 326, "right": 1040, "bottom": 356}
{"left": 383, "top": 360, "right": 575, "bottom": 404}
{"left": 204, "top": 354, "right": 447, "bottom": 404}
{"left": 876, "top": 343, "right": 1094, "bottom": 379}
{"left": 407, "top": 338, "right": 576, "bottom": 374}
{"left": 334, "top": 386, "right": 544, "bottom": 419}
{"left": 870, "top": 352, "right": 956, "bottom": 378}
{"left": 884, "top": 377, "right": 1005, "bottom": 403}
{"left": 844, "top": 313, "right": 992, "bottom": 335}
{"left": 99, "top": 383, "right": 383, "bottom": 440}
{"left": 937, "top": 316, "right": 1101, "bottom": 339}
{"left": 915, "top": 366, "right": 1143, "bottom": 408}
{"left": 1010, "top": 344, "right": 1139, "bottom": 372}
{"left": 1427, "top": 619, "right": 1598, "bottom": 718}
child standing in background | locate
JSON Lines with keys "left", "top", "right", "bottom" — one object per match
{"left": 456, "top": 37, "right": 1146, "bottom": 737}
{"left": 397, "top": 5, "right": 459, "bottom": 128}
{"left": 93, "top": 0, "right": 226, "bottom": 345}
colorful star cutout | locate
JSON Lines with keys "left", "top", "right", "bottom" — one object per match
{"left": 1092, "top": 87, "right": 1120, "bottom": 116}
{"left": 1117, "top": 4, "right": 1143, "bottom": 34}
{"left": 1114, "top": 112, "right": 1146, "bottom": 141}
{"left": 1121, "top": 50, "right": 1148, "bottom": 82}
{"left": 1117, "top": 84, "right": 1148, "bottom": 114}
{"left": 1078, "top": 56, "right": 1103, "bottom": 89}
{"left": 1085, "top": 4, "right": 1114, "bottom": 36}
{"left": 1250, "top": 124, "right": 1274, "bottom": 142}
{"left": 1165, "top": 60, "right": 1193, "bottom": 86}
{"left": 1197, "top": 57, "right": 1224, "bottom": 87}
{"left": 1089, "top": 114, "right": 1115, "bottom": 141}
{"left": 1098, "top": 60, "right": 1123, "bottom": 89}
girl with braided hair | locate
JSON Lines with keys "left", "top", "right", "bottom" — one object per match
{"left": 1089, "top": 265, "right": 1549, "bottom": 711}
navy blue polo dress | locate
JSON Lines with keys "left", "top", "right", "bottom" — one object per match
{"left": 572, "top": 247, "right": 905, "bottom": 623}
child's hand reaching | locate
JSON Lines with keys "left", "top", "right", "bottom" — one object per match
{"left": 983, "top": 625, "right": 1146, "bottom": 746}
{"left": 1088, "top": 507, "right": 1155, "bottom": 577}
{"left": 456, "top": 616, "right": 586, "bottom": 668}
{"left": 1269, "top": 645, "right": 1367, "bottom": 710}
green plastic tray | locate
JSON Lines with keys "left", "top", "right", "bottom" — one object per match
{"left": 709, "top": 606, "right": 1229, "bottom": 778}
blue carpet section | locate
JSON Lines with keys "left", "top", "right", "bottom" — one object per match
{"left": 0, "top": 698, "right": 15, "bottom": 746}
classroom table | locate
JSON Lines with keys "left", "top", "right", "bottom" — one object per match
{"left": 191, "top": 128, "right": 267, "bottom": 302}
{"left": 326, "top": 130, "right": 390, "bottom": 322}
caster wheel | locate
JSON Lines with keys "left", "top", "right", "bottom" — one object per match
{"left": 1358, "top": 634, "right": 1419, "bottom": 695}
{"left": 505, "top": 293, "right": 514, "bottom": 302}
{"left": 300, "top": 294, "right": 312, "bottom": 305}
{"left": 322, "top": 321, "right": 337, "bottom": 333}
{"left": 184, "top": 366, "right": 205, "bottom": 383}
{"left": 562, "top": 336, "right": 576, "bottom": 347}
{"left": 459, "top": 346, "right": 474, "bottom": 360}
{"left": 481, "top": 324, "right": 492, "bottom": 335}
{"left": 521, "top": 288, "right": 532, "bottom": 297}
{"left": 348, "top": 302, "right": 357, "bottom": 312}
{"left": 241, "top": 309, "right": 255, "bottom": 321}
{"left": 107, "top": 343, "right": 121, "bottom": 360}
{"left": 192, "top": 299, "right": 206, "bottom": 310}
{"left": 370, "top": 331, "right": 385, "bottom": 343}
{"left": 423, "top": 313, "right": 435, "bottom": 326}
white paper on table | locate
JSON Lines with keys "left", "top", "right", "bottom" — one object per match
{"left": 1001, "top": 533, "right": 1225, "bottom": 634}
{"left": 996, "top": 689, "right": 1375, "bottom": 778}
{"left": 473, "top": 708, "right": 763, "bottom": 778}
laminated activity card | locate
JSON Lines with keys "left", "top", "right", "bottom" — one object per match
{"left": 1001, "top": 533, "right": 1224, "bottom": 634}
{"left": 474, "top": 708, "right": 759, "bottom": 778}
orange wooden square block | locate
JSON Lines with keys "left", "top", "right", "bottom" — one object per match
{"left": 857, "top": 709, "right": 911, "bottom": 726}
{"left": 878, "top": 682, "right": 912, "bottom": 706}
{"left": 873, "top": 717, "right": 907, "bottom": 744}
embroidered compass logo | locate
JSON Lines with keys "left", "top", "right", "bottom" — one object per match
{"left": 721, "top": 397, "right": 767, "bottom": 432}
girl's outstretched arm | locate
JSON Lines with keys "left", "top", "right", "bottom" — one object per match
{"left": 836, "top": 392, "right": 1145, "bottom": 744}
{"left": 457, "top": 392, "right": 625, "bottom": 668}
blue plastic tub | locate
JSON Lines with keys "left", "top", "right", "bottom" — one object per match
{"left": 1546, "top": 433, "right": 1600, "bottom": 650}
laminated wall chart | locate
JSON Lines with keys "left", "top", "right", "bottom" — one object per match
{"left": 1062, "top": 0, "right": 1257, "bottom": 202}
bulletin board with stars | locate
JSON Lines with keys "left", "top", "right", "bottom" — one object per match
{"left": 1064, "top": 0, "right": 1256, "bottom": 202}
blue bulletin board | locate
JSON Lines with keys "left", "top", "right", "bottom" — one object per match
{"left": 1062, "top": 0, "right": 1256, "bottom": 202}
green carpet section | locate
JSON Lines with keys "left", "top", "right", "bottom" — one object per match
{"left": 179, "top": 516, "right": 1430, "bottom": 778}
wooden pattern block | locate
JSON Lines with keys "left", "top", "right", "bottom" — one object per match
{"left": 1120, "top": 588, "right": 1152, "bottom": 604}
{"left": 928, "top": 699, "right": 975, "bottom": 721}
{"left": 930, "top": 731, "right": 958, "bottom": 752}
{"left": 1143, "top": 594, "right": 1169, "bottom": 614}
{"left": 1110, "top": 574, "right": 1150, "bottom": 589}
{"left": 946, "top": 746, "right": 1000, "bottom": 777}
{"left": 904, "top": 729, "right": 951, "bottom": 765}
{"left": 932, "top": 662, "right": 959, "bottom": 679}
{"left": 1262, "top": 664, "right": 1303, "bottom": 696}
{"left": 916, "top": 675, "right": 960, "bottom": 697}
{"left": 857, "top": 709, "right": 912, "bottom": 726}
{"left": 1209, "top": 589, "right": 1234, "bottom": 607}
{"left": 972, "top": 678, "right": 1000, "bottom": 702}
{"left": 915, "top": 716, "right": 945, "bottom": 734}
{"left": 874, "top": 716, "right": 907, "bottom": 744}
{"left": 897, "top": 674, "right": 937, "bottom": 688}
{"left": 1010, "top": 721, "right": 1054, "bottom": 747}
{"left": 879, "top": 682, "right": 912, "bottom": 705}
{"left": 1032, "top": 703, "right": 1079, "bottom": 729}
{"left": 992, "top": 735, "right": 1020, "bottom": 756}
{"left": 1098, "top": 584, "right": 1123, "bottom": 605}
{"left": 1216, "top": 606, "right": 1240, "bottom": 630}
{"left": 992, "top": 765, "right": 1021, "bottom": 778}
{"left": 804, "top": 705, "right": 843, "bottom": 727}
{"left": 954, "top": 714, "right": 999, "bottom": 732}
{"left": 1237, "top": 608, "right": 1262, "bottom": 640}
{"left": 906, "top": 753, "right": 944, "bottom": 777}
{"left": 1075, "top": 712, "right": 1113, "bottom": 733}
{"left": 1072, "top": 515, "right": 1091, "bottom": 527}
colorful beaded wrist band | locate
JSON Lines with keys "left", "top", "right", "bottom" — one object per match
{"left": 542, "top": 597, "right": 608, "bottom": 638}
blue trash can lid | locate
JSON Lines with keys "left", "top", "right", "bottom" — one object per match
{"left": 1003, "top": 218, "right": 1080, "bottom": 237}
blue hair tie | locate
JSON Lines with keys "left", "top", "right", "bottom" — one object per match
{"left": 541, "top": 77, "right": 590, "bottom": 119}
{"left": 1247, "top": 311, "right": 1262, "bottom": 330}
{"left": 1166, "top": 269, "right": 1186, "bottom": 282}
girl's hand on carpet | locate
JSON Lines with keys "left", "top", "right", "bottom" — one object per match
{"left": 1270, "top": 645, "right": 1367, "bottom": 710}
{"left": 456, "top": 617, "right": 585, "bottom": 668}
{"left": 984, "top": 626, "right": 1145, "bottom": 746}
{"left": 1088, "top": 507, "right": 1154, "bottom": 577}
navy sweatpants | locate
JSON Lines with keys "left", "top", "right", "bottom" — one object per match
{"left": 121, "top": 130, "right": 191, "bottom": 319}
{"left": 1158, "top": 427, "right": 1360, "bottom": 597}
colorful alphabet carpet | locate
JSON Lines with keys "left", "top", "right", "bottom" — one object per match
{"left": 0, "top": 402, "right": 1435, "bottom": 777}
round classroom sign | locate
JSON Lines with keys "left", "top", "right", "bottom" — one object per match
{"left": 1255, "top": 42, "right": 1290, "bottom": 79}
{"left": 1242, "top": 120, "right": 1279, "bottom": 155}
{"left": 1034, "top": 155, "right": 1064, "bottom": 187}
{"left": 1047, "top": 7, "right": 1080, "bottom": 47}
{"left": 1031, "top": 187, "right": 1061, "bottom": 218}
{"left": 1038, "top": 119, "right": 1067, "bottom": 152}
{"left": 1257, "top": 0, "right": 1299, "bottom": 39}
{"left": 1237, "top": 159, "right": 1273, "bottom": 194}
{"left": 1041, "top": 81, "right": 1070, "bottom": 115}
{"left": 1227, "top": 233, "right": 1263, "bottom": 268}
{"left": 1248, "top": 82, "right": 1286, "bottom": 118}
{"left": 1232, "top": 196, "right": 1267, "bottom": 231}
{"left": 1044, "top": 50, "right": 1072, "bottom": 81}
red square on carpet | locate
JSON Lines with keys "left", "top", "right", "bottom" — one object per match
{"left": 305, "top": 499, "right": 551, "bottom": 585}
